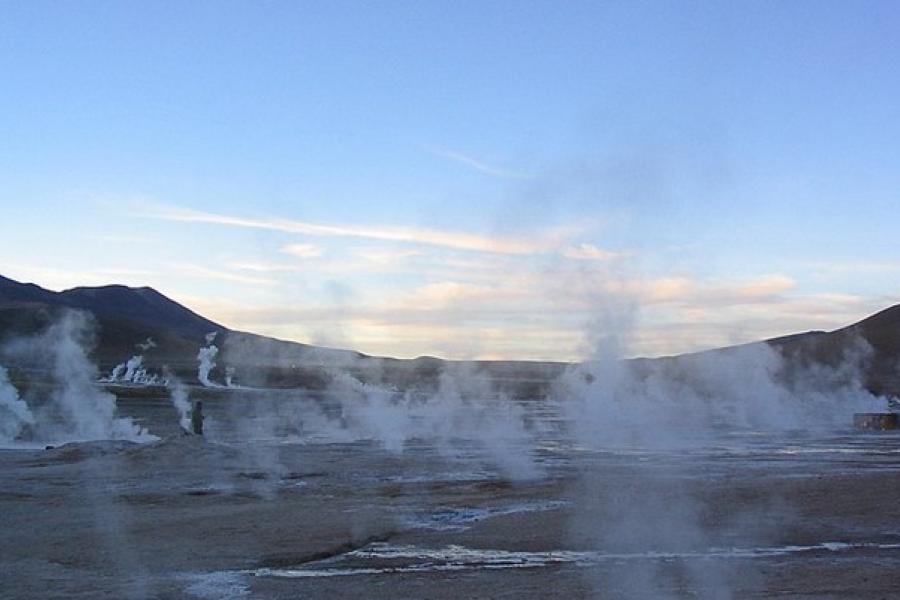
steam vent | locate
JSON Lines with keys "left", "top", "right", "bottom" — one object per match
{"left": 853, "top": 413, "right": 899, "bottom": 430}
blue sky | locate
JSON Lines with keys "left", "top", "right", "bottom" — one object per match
{"left": 1, "top": 1, "right": 898, "bottom": 360}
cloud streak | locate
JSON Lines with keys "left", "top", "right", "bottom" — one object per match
{"left": 280, "top": 243, "right": 323, "bottom": 259}
{"left": 425, "top": 145, "right": 531, "bottom": 179}
{"left": 562, "top": 243, "right": 624, "bottom": 261}
{"left": 227, "top": 261, "right": 304, "bottom": 273}
{"left": 168, "top": 263, "right": 277, "bottom": 286}
{"left": 141, "top": 205, "right": 571, "bottom": 255}
{"left": 190, "top": 265, "right": 878, "bottom": 360}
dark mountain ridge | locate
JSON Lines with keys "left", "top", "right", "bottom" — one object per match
{"left": 0, "top": 275, "right": 897, "bottom": 397}
{"left": 59, "top": 285, "right": 221, "bottom": 338}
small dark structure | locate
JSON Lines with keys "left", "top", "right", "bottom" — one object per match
{"left": 853, "top": 413, "right": 898, "bottom": 430}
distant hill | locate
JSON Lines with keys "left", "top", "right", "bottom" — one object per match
{"left": 59, "top": 284, "right": 221, "bottom": 338}
{"left": 0, "top": 274, "right": 897, "bottom": 396}
{"left": 0, "top": 275, "right": 487, "bottom": 390}
{"left": 773, "top": 304, "right": 900, "bottom": 397}
{"left": 0, "top": 275, "right": 365, "bottom": 386}
{"left": 0, "top": 274, "right": 221, "bottom": 335}
{"left": 0, "top": 275, "right": 223, "bottom": 374}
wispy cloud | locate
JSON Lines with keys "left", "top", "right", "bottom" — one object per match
{"left": 140, "top": 204, "right": 570, "bottom": 255}
{"left": 425, "top": 145, "right": 531, "bottom": 179}
{"left": 227, "top": 261, "right": 304, "bottom": 273}
{"left": 353, "top": 247, "right": 423, "bottom": 265}
{"left": 93, "top": 234, "right": 159, "bottom": 245}
{"left": 562, "top": 243, "right": 623, "bottom": 261}
{"left": 639, "top": 274, "right": 795, "bottom": 306}
{"left": 795, "top": 260, "right": 900, "bottom": 274}
{"left": 280, "top": 243, "right": 323, "bottom": 259}
{"left": 168, "top": 263, "right": 277, "bottom": 286}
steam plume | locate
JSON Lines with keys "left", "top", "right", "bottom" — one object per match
{"left": 2, "top": 311, "right": 154, "bottom": 443}
{"left": 101, "top": 336, "right": 165, "bottom": 386}
{"left": 123, "top": 355, "right": 143, "bottom": 381}
{"left": 326, "top": 364, "right": 540, "bottom": 479}
{"left": 165, "top": 370, "right": 193, "bottom": 433}
{"left": 197, "top": 331, "right": 220, "bottom": 387}
{"left": 0, "top": 364, "right": 35, "bottom": 442}
{"left": 556, "top": 278, "right": 889, "bottom": 598}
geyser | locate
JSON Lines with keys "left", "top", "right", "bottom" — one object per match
{"left": 166, "top": 371, "right": 193, "bottom": 433}
{"left": 0, "top": 364, "right": 35, "bottom": 442}
{"left": 102, "top": 337, "right": 165, "bottom": 386}
{"left": 1, "top": 311, "right": 155, "bottom": 444}
{"left": 197, "top": 332, "right": 219, "bottom": 387}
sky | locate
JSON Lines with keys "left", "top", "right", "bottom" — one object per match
{"left": 1, "top": 1, "right": 899, "bottom": 361}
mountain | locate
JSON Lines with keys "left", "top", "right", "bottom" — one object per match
{"left": 0, "top": 275, "right": 407, "bottom": 388}
{"left": 0, "top": 274, "right": 220, "bottom": 335}
{"left": 775, "top": 304, "right": 900, "bottom": 397}
{"left": 0, "top": 274, "right": 897, "bottom": 397}
{"left": 0, "top": 275, "right": 220, "bottom": 373}
{"left": 58, "top": 285, "right": 222, "bottom": 338}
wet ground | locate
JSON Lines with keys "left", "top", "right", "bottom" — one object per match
{"left": 2, "top": 387, "right": 900, "bottom": 599}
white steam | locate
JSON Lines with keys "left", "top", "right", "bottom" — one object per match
{"left": 0, "top": 364, "right": 35, "bottom": 442}
{"left": 165, "top": 371, "right": 193, "bottom": 433}
{"left": 197, "top": 331, "right": 220, "bottom": 387}
{"left": 559, "top": 338, "right": 888, "bottom": 451}
{"left": 102, "top": 336, "right": 165, "bottom": 386}
{"left": 102, "top": 355, "right": 163, "bottom": 385}
{"left": 555, "top": 279, "right": 890, "bottom": 598}
{"left": 123, "top": 355, "right": 143, "bottom": 381}
{"left": 106, "top": 362, "right": 126, "bottom": 382}
{"left": 1, "top": 312, "right": 155, "bottom": 444}
{"left": 327, "top": 364, "right": 540, "bottom": 479}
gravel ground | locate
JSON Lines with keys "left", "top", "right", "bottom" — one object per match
{"left": 2, "top": 389, "right": 900, "bottom": 599}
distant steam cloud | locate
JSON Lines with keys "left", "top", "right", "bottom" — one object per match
{"left": 325, "top": 364, "right": 541, "bottom": 480}
{"left": 556, "top": 273, "right": 889, "bottom": 448}
{"left": 558, "top": 340, "right": 887, "bottom": 450}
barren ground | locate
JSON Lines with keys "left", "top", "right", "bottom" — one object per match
{"left": 2, "top": 389, "right": 900, "bottom": 599}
